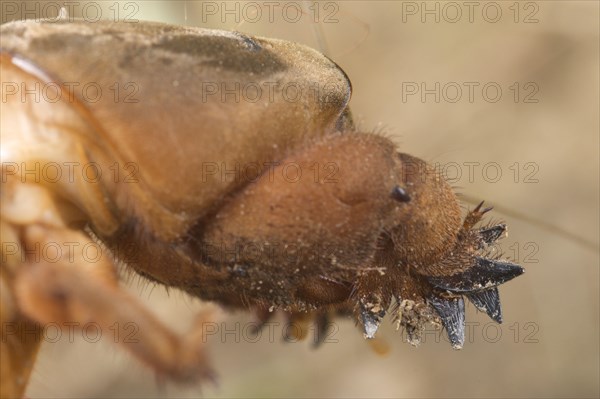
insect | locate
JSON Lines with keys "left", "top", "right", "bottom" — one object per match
{"left": 0, "top": 18, "right": 524, "bottom": 397}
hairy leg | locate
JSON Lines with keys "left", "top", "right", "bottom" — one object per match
{"left": 10, "top": 224, "right": 213, "bottom": 389}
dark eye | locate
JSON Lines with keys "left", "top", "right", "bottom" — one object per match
{"left": 391, "top": 186, "right": 411, "bottom": 202}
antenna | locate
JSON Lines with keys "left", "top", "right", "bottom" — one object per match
{"left": 460, "top": 193, "right": 599, "bottom": 253}
{"left": 303, "top": 1, "right": 331, "bottom": 56}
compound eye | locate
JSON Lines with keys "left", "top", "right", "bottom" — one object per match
{"left": 391, "top": 186, "right": 411, "bottom": 202}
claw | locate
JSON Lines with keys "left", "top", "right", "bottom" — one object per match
{"left": 478, "top": 224, "right": 507, "bottom": 245}
{"left": 466, "top": 287, "right": 503, "bottom": 323}
{"left": 462, "top": 201, "right": 494, "bottom": 231}
{"left": 312, "top": 312, "right": 331, "bottom": 348}
{"left": 482, "top": 206, "right": 494, "bottom": 214}
{"left": 428, "top": 296, "right": 465, "bottom": 349}
{"left": 427, "top": 257, "right": 524, "bottom": 293}
{"left": 473, "top": 200, "right": 493, "bottom": 214}
{"left": 473, "top": 201, "right": 484, "bottom": 213}
{"left": 359, "top": 299, "right": 386, "bottom": 339}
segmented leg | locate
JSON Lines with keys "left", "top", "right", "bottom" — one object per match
{"left": 1, "top": 213, "right": 43, "bottom": 399}
{"left": 8, "top": 224, "right": 214, "bottom": 390}
{"left": 0, "top": 274, "right": 42, "bottom": 399}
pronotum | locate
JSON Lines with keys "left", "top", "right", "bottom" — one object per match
{"left": 0, "top": 18, "right": 524, "bottom": 397}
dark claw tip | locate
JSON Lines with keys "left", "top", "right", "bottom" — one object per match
{"left": 478, "top": 224, "right": 507, "bottom": 245}
{"left": 428, "top": 296, "right": 465, "bottom": 349}
{"left": 474, "top": 201, "right": 485, "bottom": 212}
{"left": 359, "top": 301, "right": 386, "bottom": 339}
{"left": 427, "top": 257, "right": 524, "bottom": 293}
{"left": 467, "top": 287, "right": 503, "bottom": 323}
{"left": 312, "top": 313, "right": 331, "bottom": 348}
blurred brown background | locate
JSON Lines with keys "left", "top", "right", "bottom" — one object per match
{"left": 2, "top": 1, "right": 598, "bottom": 398}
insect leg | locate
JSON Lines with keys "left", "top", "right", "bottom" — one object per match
{"left": 13, "top": 224, "right": 214, "bottom": 384}
{"left": 0, "top": 273, "right": 42, "bottom": 399}
{"left": 353, "top": 270, "right": 393, "bottom": 340}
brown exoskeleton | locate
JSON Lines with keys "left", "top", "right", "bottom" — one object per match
{"left": 0, "top": 18, "right": 524, "bottom": 397}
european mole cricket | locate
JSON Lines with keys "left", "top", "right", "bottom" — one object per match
{"left": 0, "top": 18, "right": 524, "bottom": 397}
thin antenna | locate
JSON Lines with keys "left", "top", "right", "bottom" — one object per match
{"left": 184, "top": 1, "right": 188, "bottom": 25}
{"left": 460, "top": 193, "right": 599, "bottom": 253}
{"left": 303, "top": 1, "right": 330, "bottom": 56}
{"left": 331, "top": 9, "right": 371, "bottom": 59}
{"left": 233, "top": 7, "right": 257, "bottom": 31}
